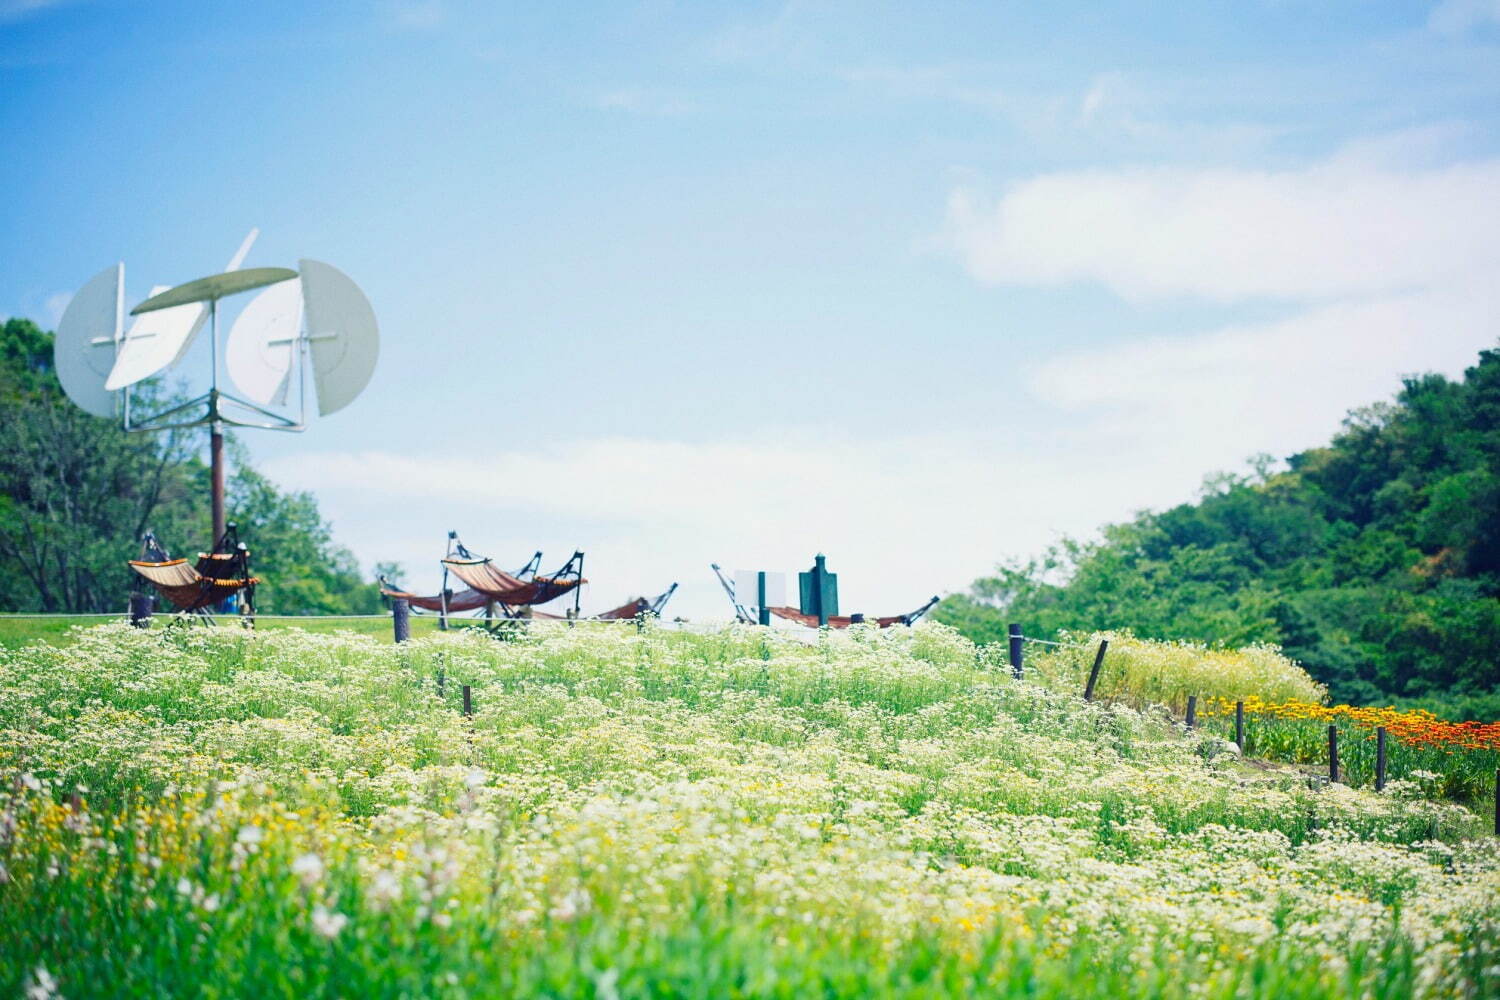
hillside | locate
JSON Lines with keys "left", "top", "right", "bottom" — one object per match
{"left": 1, "top": 623, "right": 1496, "bottom": 998}
{"left": 937, "top": 346, "right": 1500, "bottom": 713}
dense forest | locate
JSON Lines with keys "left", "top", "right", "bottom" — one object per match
{"left": 0, "top": 317, "right": 383, "bottom": 614}
{"left": 937, "top": 345, "right": 1500, "bottom": 716}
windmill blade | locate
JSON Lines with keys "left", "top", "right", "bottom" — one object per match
{"left": 55, "top": 263, "right": 122, "bottom": 417}
{"left": 106, "top": 230, "right": 262, "bottom": 389}
{"left": 226, "top": 277, "right": 302, "bottom": 406}
{"left": 106, "top": 286, "right": 207, "bottom": 389}
{"left": 299, "top": 259, "right": 378, "bottom": 416}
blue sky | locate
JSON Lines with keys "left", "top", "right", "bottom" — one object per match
{"left": 4, "top": 1, "right": 1499, "bottom": 618}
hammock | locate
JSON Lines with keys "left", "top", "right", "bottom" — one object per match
{"left": 768, "top": 597, "right": 939, "bottom": 629}
{"left": 710, "top": 563, "right": 937, "bottom": 628}
{"left": 533, "top": 583, "right": 678, "bottom": 621}
{"left": 379, "top": 534, "right": 585, "bottom": 621}
{"left": 129, "top": 526, "right": 258, "bottom": 614}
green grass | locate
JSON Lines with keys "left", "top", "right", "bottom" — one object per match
{"left": 1, "top": 622, "right": 1496, "bottom": 998}
{"left": 0, "top": 611, "right": 468, "bottom": 648}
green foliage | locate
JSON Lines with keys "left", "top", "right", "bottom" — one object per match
{"left": 937, "top": 345, "right": 1500, "bottom": 708}
{"left": 0, "top": 316, "right": 377, "bottom": 613}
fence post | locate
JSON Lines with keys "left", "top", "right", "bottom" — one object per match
{"left": 392, "top": 598, "right": 410, "bottom": 643}
{"left": 1083, "top": 639, "right": 1108, "bottom": 702}
{"left": 128, "top": 592, "right": 152, "bottom": 628}
{"left": 1235, "top": 700, "right": 1245, "bottom": 750}
{"left": 1328, "top": 725, "right": 1339, "bottom": 783}
{"left": 1185, "top": 695, "right": 1197, "bottom": 730}
{"left": 1008, "top": 624, "right": 1023, "bottom": 679}
{"left": 462, "top": 684, "right": 472, "bottom": 717}
{"left": 1375, "top": 727, "right": 1387, "bottom": 791}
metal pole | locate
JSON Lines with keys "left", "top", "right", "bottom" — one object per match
{"left": 208, "top": 298, "right": 226, "bottom": 546}
{"left": 1185, "top": 695, "right": 1197, "bottom": 730}
{"left": 1083, "top": 639, "right": 1108, "bottom": 701}
{"left": 210, "top": 425, "right": 225, "bottom": 547}
{"left": 1375, "top": 727, "right": 1387, "bottom": 791}
{"left": 392, "top": 598, "right": 410, "bottom": 643}
{"left": 757, "top": 571, "right": 770, "bottom": 626}
{"left": 1235, "top": 700, "right": 1245, "bottom": 750}
{"left": 462, "top": 685, "right": 472, "bottom": 717}
{"left": 815, "top": 554, "right": 828, "bottom": 628}
{"left": 572, "top": 552, "right": 584, "bottom": 624}
{"left": 1328, "top": 725, "right": 1339, "bottom": 783}
{"left": 1007, "top": 624, "right": 1023, "bottom": 679}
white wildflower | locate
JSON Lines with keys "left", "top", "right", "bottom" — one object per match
{"left": 311, "top": 905, "right": 349, "bottom": 939}
{"left": 291, "top": 852, "right": 325, "bottom": 888}
{"left": 25, "top": 965, "right": 59, "bottom": 1000}
{"left": 549, "top": 887, "right": 591, "bottom": 923}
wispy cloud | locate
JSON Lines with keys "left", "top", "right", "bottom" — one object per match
{"left": 0, "top": 0, "right": 70, "bottom": 22}
{"left": 382, "top": 0, "right": 444, "bottom": 32}
{"left": 43, "top": 291, "right": 69, "bottom": 328}
{"left": 595, "top": 88, "right": 697, "bottom": 116}
{"left": 945, "top": 147, "right": 1500, "bottom": 303}
{"left": 1428, "top": 0, "right": 1500, "bottom": 34}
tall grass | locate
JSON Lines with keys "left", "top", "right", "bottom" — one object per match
{"left": 1027, "top": 630, "right": 1327, "bottom": 711}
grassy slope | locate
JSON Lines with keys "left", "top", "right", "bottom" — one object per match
{"left": 0, "top": 623, "right": 1496, "bottom": 998}
{"left": 0, "top": 613, "right": 453, "bottom": 649}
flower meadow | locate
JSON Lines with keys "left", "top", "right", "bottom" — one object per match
{"left": 1026, "top": 632, "right": 1500, "bottom": 804}
{"left": 1, "top": 622, "right": 1498, "bottom": 998}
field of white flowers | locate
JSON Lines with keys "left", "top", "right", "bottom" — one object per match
{"left": 1, "top": 622, "right": 1497, "bottom": 998}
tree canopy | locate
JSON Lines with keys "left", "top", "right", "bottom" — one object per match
{"left": 936, "top": 345, "right": 1500, "bottom": 714}
{"left": 0, "top": 317, "right": 383, "bottom": 614}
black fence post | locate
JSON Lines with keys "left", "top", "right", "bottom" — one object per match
{"left": 392, "top": 598, "right": 410, "bottom": 643}
{"left": 1008, "top": 624, "right": 1023, "bottom": 679}
{"left": 1185, "top": 695, "right": 1197, "bottom": 730}
{"left": 1235, "top": 700, "right": 1245, "bottom": 750}
{"left": 1375, "top": 727, "right": 1387, "bottom": 791}
{"left": 128, "top": 592, "right": 152, "bottom": 628}
{"left": 1328, "top": 725, "right": 1339, "bottom": 783}
{"left": 462, "top": 685, "right": 472, "bottom": 717}
{"left": 1083, "top": 639, "right": 1108, "bottom": 702}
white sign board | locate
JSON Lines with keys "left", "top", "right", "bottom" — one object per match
{"left": 734, "top": 570, "right": 786, "bottom": 607}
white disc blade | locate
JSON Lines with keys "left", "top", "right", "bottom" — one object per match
{"left": 55, "top": 263, "right": 121, "bottom": 417}
{"left": 226, "top": 278, "right": 302, "bottom": 406}
{"left": 106, "top": 288, "right": 207, "bottom": 390}
{"left": 299, "top": 259, "right": 378, "bottom": 416}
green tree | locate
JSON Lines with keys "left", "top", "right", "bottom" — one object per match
{"left": 937, "top": 343, "right": 1500, "bottom": 709}
{"left": 0, "top": 316, "right": 380, "bottom": 615}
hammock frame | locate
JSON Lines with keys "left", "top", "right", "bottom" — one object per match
{"left": 711, "top": 562, "right": 937, "bottom": 629}
{"left": 129, "top": 524, "right": 258, "bottom": 622}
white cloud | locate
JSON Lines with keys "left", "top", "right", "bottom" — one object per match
{"left": 1029, "top": 288, "right": 1499, "bottom": 462}
{"left": 1428, "top": 0, "right": 1500, "bottom": 33}
{"left": 595, "top": 89, "right": 697, "bottom": 116}
{"left": 43, "top": 291, "right": 69, "bottom": 328}
{"left": 0, "top": 0, "right": 68, "bottom": 22}
{"left": 383, "top": 0, "right": 444, "bottom": 32}
{"left": 945, "top": 154, "right": 1500, "bottom": 303}
{"left": 261, "top": 434, "right": 1137, "bottom": 621}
